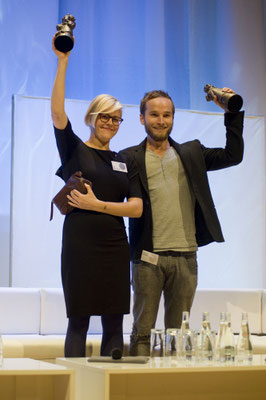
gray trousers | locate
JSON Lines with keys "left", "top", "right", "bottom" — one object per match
{"left": 130, "top": 252, "right": 198, "bottom": 356}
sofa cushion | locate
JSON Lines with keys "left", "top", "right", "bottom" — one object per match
{"left": 3, "top": 334, "right": 93, "bottom": 359}
{"left": 2, "top": 336, "right": 24, "bottom": 357}
{"left": 0, "top": 287, "right": 40, "bottom": 334}
{"left": 251, "top": 334, "right": 266, "bottom": 355}
{"left": 40, "top": 289, "right": 68, "bottom": 334}
{"left": 40, "top": 288, "right": 105, "bottom": 334}
{"left": 190, "top": 289, "right": 262, "bottom": 333}
{"left": 1, "top": 287, "right": 266, "bottom": 360}
{"left": 261, "top": 290, "right": 266, "bottom": 333}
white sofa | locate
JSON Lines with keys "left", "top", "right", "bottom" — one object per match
{"left": 1, "top": 287, "right": 266, "bottom": 360}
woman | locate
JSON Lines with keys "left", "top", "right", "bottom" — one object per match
{"left": 51, "top": 36, "right": 143, "bottom": 357}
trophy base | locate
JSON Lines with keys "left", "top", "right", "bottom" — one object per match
{"left": 54, "top": 34, "right": 74, "bottom": 53}
{"left": 227, "top": 95, "right": 243, "bottom": 113}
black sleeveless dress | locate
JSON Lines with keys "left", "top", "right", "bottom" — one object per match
{"left": 54, "top": 120, "right": 141, "bottom": 317}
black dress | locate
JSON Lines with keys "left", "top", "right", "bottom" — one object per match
{"left": 54, "top": 120, "right": 141, "bottom": 317}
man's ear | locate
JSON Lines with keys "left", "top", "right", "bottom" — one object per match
{"left": 140, "top": 113, "right": 145, "bottom": 125}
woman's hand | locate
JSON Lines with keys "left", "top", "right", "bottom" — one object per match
{"left": 67, "top": 183, "right": 143, "bottom": 217}
{"left": 52, "top": 34, "right": 71, "bottom": 60}
{"left": 67, "top": 184, "right": 100, "bottom": 211}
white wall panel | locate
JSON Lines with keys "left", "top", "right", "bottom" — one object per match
{"left": 11, "top": 95, "right": 265, "bottom": 288}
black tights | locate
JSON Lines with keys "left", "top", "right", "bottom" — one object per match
{"left": 64, "top": 314, "right": 124, "bottom": 357}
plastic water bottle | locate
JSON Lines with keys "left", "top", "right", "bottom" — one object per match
{"left": 237, "top": 312, "right": 253, "bottom": 363}
{"left": 219, "top": 312, "right": 235, "bottom": 362}
{"left": 0, "top": 333, "right": 3, "bottom": 367}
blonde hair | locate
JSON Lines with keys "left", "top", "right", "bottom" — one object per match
{"left": 84, "top": 94, "right": 123, "bottom": 129}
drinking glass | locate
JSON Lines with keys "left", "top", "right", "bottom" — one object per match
{"left": 181, "top": 329, "right": 198, "bottom": 363}
{"left": 165, "top": 328, "right": 179, "bottom": 358}
{"left": 150, "top": 328, "right": 165, "bottom": 357}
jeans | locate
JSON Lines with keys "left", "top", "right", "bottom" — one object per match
{"left": 130, "top": 252, "right": 198, "bottom": 356}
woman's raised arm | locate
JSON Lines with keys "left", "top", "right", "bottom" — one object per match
{"left": 51, "top": 36, "right": 70, "bottom": 129}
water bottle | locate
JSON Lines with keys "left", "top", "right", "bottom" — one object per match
{"left": 237, "top": 312, "right": 253, "bottom": 363}
{"left": 0, "top": 333, "right": 3, "bottom": 367}
{"left": 200, "top": 311, "right": 213, "bottom": 361}
{"left": 219, "top": 312, "right": 235, "bottom": 362}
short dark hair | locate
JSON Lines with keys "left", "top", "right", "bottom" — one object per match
{"left": 140, "top": 90, "right": 175, "bottom": 116}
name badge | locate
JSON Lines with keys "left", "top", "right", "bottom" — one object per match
{"left": 111, "top": 161, "right": 128, "bottom": 173}
{"left": 141, "top": 250, "right": 159, "bottom": 266}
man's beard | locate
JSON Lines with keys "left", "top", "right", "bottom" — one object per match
{"left": 144, "top": 124, "right": 173, "bottom": 142}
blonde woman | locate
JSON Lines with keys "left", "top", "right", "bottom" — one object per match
{"left": 51, "top": 37, "right": 142, "bottom": 357}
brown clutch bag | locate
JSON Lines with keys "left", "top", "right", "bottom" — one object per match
{"left": 50, "top": 171, "right": 92, "bottom": 220}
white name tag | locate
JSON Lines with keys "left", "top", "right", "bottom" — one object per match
{"left": 141, "top": 250, "right": 159, "bottom": 266}
{"left": 111, "top": 161, "right": 128, "bottom": 173}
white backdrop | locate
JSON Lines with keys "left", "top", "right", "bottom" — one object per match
{"left": 11, "top": 95, "right": 266, "bottom": 288}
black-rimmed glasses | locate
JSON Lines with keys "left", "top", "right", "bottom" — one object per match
{"left": 98, "top": 113, "right": 123, "bottom": 126}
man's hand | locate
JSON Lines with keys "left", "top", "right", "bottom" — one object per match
{"left": 213, "top": 87, "right": 235, "bottom": 111}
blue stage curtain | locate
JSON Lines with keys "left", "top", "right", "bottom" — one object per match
{"left": 0, "top": 0, "right": 265, "bottom": 285}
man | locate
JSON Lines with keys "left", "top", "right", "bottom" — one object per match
{"left": 120, "top": 89, "right": 244, "bottom": 356}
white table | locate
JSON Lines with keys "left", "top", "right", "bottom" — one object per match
{"left": 56, "top": 355, "right": 266, "bottom": 400}
{"left": 0, "top": 358, "right": 74, "bottom": 400}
